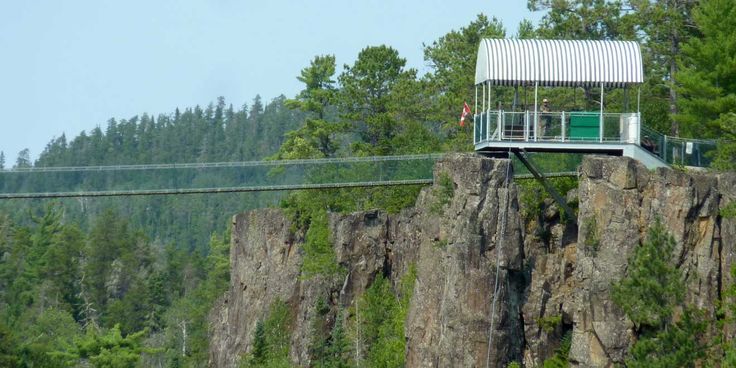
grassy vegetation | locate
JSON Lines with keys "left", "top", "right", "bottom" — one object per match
{"left": 352, "top": 265, "right": 417, "bottom": 368}
{"left": 537, "top": 314, "right": 562, "bottom": 334}
{"left": 300, "top": 210, "right": 344, "bottom": 279}
{"left": 722, "top": 201, "right": 736, "bottom": 219}
{"left": 240, "top": 300, "right": 293, "bottom": 368}
{"left": 582, "top": 216, "right": 600, "bottom": 256}
{"left": 430, "top": 171, "right": 455, "bottom": 214}
{"left": 542, "top": 331, "right": 572, "bottom": 368}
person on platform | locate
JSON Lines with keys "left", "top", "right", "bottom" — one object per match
{"left": 538, "top": 98, "right": 551, "bottom": 139}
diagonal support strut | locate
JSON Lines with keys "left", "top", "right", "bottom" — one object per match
{"left": 513, "top": 149, "right": 577, "bottom": 224}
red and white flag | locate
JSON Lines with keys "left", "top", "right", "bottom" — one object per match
{"left": 459, "top": 102, "right": 471, "bottom": 127}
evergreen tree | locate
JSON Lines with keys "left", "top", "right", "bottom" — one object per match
{"left": 274, "top": 55, "right": 347, "bottom": 160}
{"left": 626, "top": 308, "right": 707, "bottom": 368}
{"left": 0, "top": 151, "right": 5, "bottom": 170}
{"left": 241, "top": 300, "right": 292, "bottom": 368}
{"left": 612, "top": 220, "right": 708, "bottom": 366}
{"left": 55, "top": 324, "right": 147, "bottom": 368}
{"left": 0, "top": 319, "right": 19, "bottom": 367}
{"left": 528, "top": 0, "right": 633, "bottom": 40}
{"left": 14, "top": 148, "right": 31, "bottom": 168}
{"left": 628, "top": 0, "right": 699, "bottom": 136}
{"left": 338, "top": 45, "right": 416, "bottom": 155}
{"left": 250, "top": 321, "right": 267, "bottom": 365}
{"left": 422, "top": 14, "right": 505, "bottom": 150}
{"left": 676, "top": 0, "right": 736, "bottom": 169}
{"left": 612, "top": 220, "right": 683, "bottom": 329}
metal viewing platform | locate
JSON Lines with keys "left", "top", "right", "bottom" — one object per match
{"left": 471, "top": 39, "right": 675, "bottom": 169}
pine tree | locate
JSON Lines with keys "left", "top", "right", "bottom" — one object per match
{"left": 0, "top": 151, "right": 5, "bottom": 170}
{"left": 274, "top": 55, "right": 347, "bottom": 160}
{"left": 628, "top": 0, "right": 699, "bottom": 136}
{"left": 250, "top": 321, "right": 267, "bottom": 365}
{"left": 612, "top": 220, "right": 708, "bottom": 366}
{"left": 338, "top": 45, "right": 416, "bottom": 155}
{"left": 14, "top": 148, "right": 31, "bottom": 168}
{"left": 612, "top": 220, "right": 683, "bottom": 329}
{"left": 676, "top": 0, "right": 736, "bottom": 169}
{"left": 529, "top": 0, "right": 633, "bottom": 40}
{"left": 422, "top": 14, "right": 505, "bottom": 150}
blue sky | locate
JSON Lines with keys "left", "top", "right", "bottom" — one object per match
{"left": 0, "top": 1, "right": 541, "bottom": 164}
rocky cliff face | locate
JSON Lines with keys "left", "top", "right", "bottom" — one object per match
{"left": 209, "top": 153, "right": 736, "bottom": 367}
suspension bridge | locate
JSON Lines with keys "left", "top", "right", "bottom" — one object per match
{"left": 0, "top": 153, "right": 580, "bottom": 200}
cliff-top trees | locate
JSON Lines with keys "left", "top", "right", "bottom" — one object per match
{"left": 423, "top": 14, "right": 505, "bottom": 151}
{"left": 339, "top": 45, "right": 427, "bottom": 156}
{"left": 274, "top": 55, "right": 347, "bottom": 160}
{"left": 628, "top": 0, "right": 699, "bottom": 136}
{"left": 676, "top": 0, "right": 736, "bottom": 169}
{"left": 528, "top": 0, "right": 632, "bottom": 40}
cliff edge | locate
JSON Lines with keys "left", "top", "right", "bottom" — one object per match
{"left": 209, "top": 153, "right": 736, "bottom": 367}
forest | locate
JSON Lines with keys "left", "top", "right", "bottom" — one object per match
{"left": 0, "top": 0, "right": 735, "bottom": 367}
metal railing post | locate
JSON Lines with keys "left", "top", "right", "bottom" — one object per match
{"left": 499, "top": 110, "right": 503, "bottom": 140}
{"left": 525, "top": 111, "right": 531, "bottom": 141}
{"left": 561, "top": 111, "right": 566, "bottom": 142}
{"left": 486, "top": 111, "right": 490, "bottom": 141}
{"left": 473, "top": 114, "right": 476, "bottom": 144}
{"left": 502, "top": 111, "right": 506, "bottom": 140}
{"left": 496, "top": 111, "right": 501, "bottom": 141}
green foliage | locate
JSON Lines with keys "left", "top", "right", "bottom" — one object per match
{"left": 721, "top": 267, "right": 736, "bottom": 366}
{"left": 432, "top": 238, "right": 449, "bottom": 249}
{"left": 51, "top": 324, "right": 148, "bottom": 368}
{"left": 309, "top": 299, "right": 352, "bottom": 368}
{"left": 2, "top": 95, "right": 302, "bottom": 251}
{"left": 353, "top": 265, "right": 416, "bottom": 368}
{"left": 423, "top": 14, "right": 505, "bottom": 151}
{"left": 582, "top": 216, "right": 600, "bottom": 255}
{"left": 610, "top": 221, "right": 709, "bottom": 366}
{"left": 17, "top": 308, "right": 80, "bottom": 368}
{"left": 529, "top": 0, "right": 633, "bottom": 40}
{"left": 676, "top": 0, "right": 736, "bottom": 166}
{"left": 274, "top": 55, "right": 348, "bottom": 160}
{"left": 542, "top": 331, "right": 572, "bottom": 368}
{"left": 339, "top": 45, "right": 416, "bottom": 156}
{"left": 518, "top": 176, "right": 578, "bottom": 223}
{"left": 0, "top": 319, "right": 19, "bottom": 367}
{"left": 628, "top": 0, "right": 699, "bottom": 135}
{"left": 507, "top": 362, "right": 522, "bottom": 368}
{"left": 677, "top": 0, "right": 736, "bottom": 134}
{"left": 612, "top": 220, "right": 683, "bottom": 329}
{"left": 160, "top": 232, "right": 231, "bottom": 365}
{"left": 537, "top": 314, "right": 562, "bottom": 334}
{"left": 241, "top": 300, "right": 293, "bottom": 368}
{"left": 301, "top": 210, "right": 343, "bottom": 278}
{"left": 626, "top": 308, "right": 707, "bottom": 368}
{"left": 430, "top": 171, "right": 455, "bottom": 214}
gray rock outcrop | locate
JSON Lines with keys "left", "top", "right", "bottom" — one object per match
{"left": 209, "top": 153, "right": 736, "bottom": 368}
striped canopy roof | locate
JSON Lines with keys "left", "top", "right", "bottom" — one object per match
{"left": 475, "top": 39, "right": 643, "bottom": 87}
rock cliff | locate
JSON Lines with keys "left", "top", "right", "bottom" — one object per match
{"left": 209, "top": 153, "right": 736, "bottom": 367}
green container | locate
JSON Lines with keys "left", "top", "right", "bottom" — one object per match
{"left": 569, "top": 112, "right": 600, "bottom": 140}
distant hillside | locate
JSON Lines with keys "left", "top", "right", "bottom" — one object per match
{"left": 0, "top": 95, "right": 305, "bottom": 251}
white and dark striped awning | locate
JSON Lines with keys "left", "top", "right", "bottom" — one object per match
{"left": 475, "top": 39, "right": 643, "bottom": 87}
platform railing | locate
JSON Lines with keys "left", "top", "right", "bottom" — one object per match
{"left": 640, "top": 126, "right": 717, "bottom": 167}
{"left": 472, "top": 110, "right": 717, "bottom": 168}
{"left": 474, "top": 110, "right": 641, "bottom": 145}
